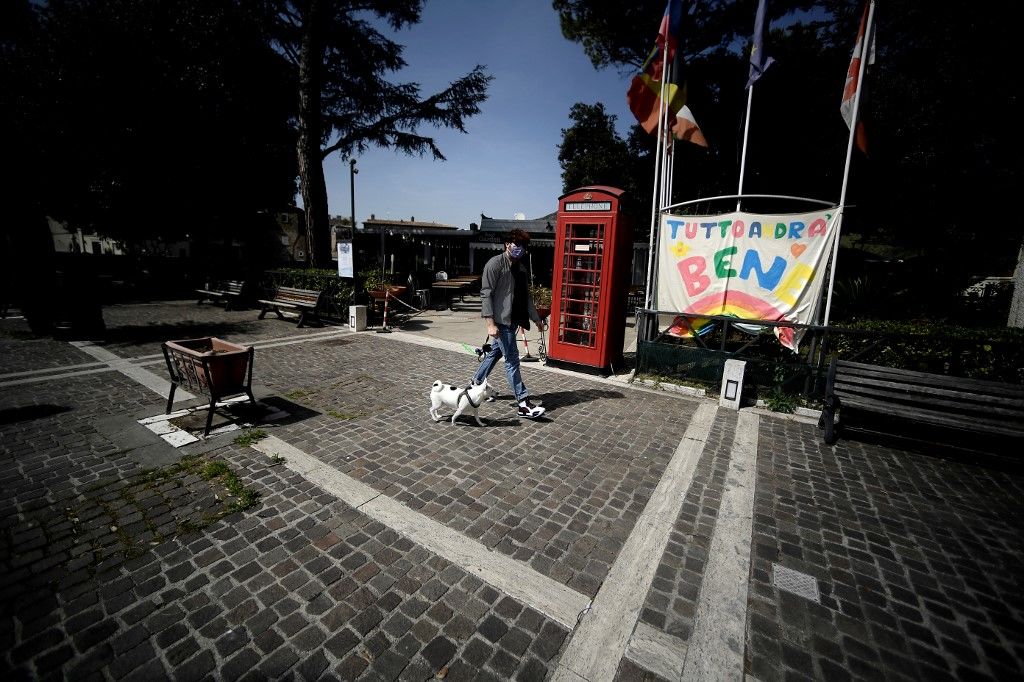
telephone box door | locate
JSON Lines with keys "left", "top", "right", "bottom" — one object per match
{"left": 547, "top": 186, "right": 632, "bottom": 369}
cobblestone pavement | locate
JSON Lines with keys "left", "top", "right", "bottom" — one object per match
{"left": 1, "top": 302, "right": 1022, "bottom": 681}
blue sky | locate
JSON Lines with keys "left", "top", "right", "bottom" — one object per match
{"left": 315, "top": 0, "right": 638, "bottom": 229}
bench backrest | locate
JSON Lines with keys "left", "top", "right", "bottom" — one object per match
{"left": 830, "top": 358, "right": 1024, "bottom": 437}
{"left": 224, "top": 280, "right": 244, "bottom": 295}
{"left": 274, "top": 286, "right": 322, "bottom": 307}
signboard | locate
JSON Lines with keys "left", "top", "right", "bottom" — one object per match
{"left": 337, "top": 241, "right": 354, "bottom": 278}
{"left": 564, "top": 201, "right": 612, "bottom": 212}
{"left": 657, "top": 209, "right": 839, "bottom": 350}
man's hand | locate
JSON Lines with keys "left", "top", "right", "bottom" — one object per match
{"left": 485, "top": 319, "right": 498, "bottom": 338}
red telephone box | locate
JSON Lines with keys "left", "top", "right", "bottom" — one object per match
{"left": 547, "top": 186, "right": 633, "bottom": 369}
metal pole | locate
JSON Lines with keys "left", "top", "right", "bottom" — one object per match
{"left": 736, "top": 85, "right": 754, "bottom": 211}
{"left": 349, "top": 159, "right": 357, "bottom": 235}
{"left": 643, "top": 39, "right": 671, "bottom": 312}
{"left": 823, "top": 0, "right": 875, "bottom": 326}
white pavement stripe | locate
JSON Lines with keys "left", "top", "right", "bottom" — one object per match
{"left": 626, "top": 623, "right": 688, "bottom": 681}
{"left": 70, "top": 341, "right": 194, "bottom": 402}
{"left": 0, "top": 361, "right": 108, "bottom": 380}
{"left": 251, "top": 435, "right": 591, "bottom": 630}
{"left": 0, "top": 366, "right": 119, "bottom": 387}
{"left": 681, "top": 410, "right": 759, "bottom": 682}
{"left": 551, "top": 402, "right": 718, "bottom": 682}
{"left": 2, "top": 328, "right": 351, "bottom": 388}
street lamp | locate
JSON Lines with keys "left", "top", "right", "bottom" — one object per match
{"left": 348, "top": 158, "right": 358, "bottom": 238}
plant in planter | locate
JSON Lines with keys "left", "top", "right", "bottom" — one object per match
{"left": 530, "top": 285, "right": 552, "bottom": 319}
{"left": 359, "top": 267, "right": 406, "bottom": 299}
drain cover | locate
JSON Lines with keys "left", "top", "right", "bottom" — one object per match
{"left": 773, "top": 564, "right": 820, "bottom": 602}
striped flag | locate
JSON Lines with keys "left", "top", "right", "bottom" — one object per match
{"left": 627, "top": 0, "right": 704, "bottom": 146}
{"left": 841, "top": 1, "right": 875, "bottom": 154}
{"left": 746, "top": 0, "right": 775, "bottom": 88}
{"left": 674, "top": 105, "right": 707, "bottom": 147}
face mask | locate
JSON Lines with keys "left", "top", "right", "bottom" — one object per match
{"left": 509, "top": 245, "right": 526, "bottom": 259}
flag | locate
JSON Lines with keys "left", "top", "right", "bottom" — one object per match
{"left": 674, "top": 105, "right": 707, "bottom": 147}
{"left": 746, "top": 0, "right": 775, "bottom": 88}
{"left": 627, "top": 0, "right": 701, "bottom": 144}
{"left": 841, "top": 0, "right": 875, "bottom": 154}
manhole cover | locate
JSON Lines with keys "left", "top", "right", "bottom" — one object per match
{"left": 772, "top": 563, "right": 820, "bottom": 602}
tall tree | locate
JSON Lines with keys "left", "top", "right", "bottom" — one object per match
{"left": 558, "top": 103, "right": 632, "bottom": 193}
{"left": 554, "top": 0, "right": 1023, "bottom": 314}
{"left": 268, "top": 1, "right": 492, "bottom": 267}
{"left": 13, "top": 0, "right": 298, "bottom": 243}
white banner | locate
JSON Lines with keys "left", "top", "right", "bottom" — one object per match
{"left": 657, "top": 209, "right": 839, "bottom": 350}
{"left": 337, "top": 241, "right": 354, "bottom": 278}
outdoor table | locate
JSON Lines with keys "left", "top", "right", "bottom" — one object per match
{"left": 431, "top": 281, "right": 469, "bottom": 309}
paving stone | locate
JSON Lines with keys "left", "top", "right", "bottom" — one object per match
{"left": 5, "top": 302, "right": 1020, "bottom": 682}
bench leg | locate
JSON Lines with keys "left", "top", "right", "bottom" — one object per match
{"left": 296, "top": 311, "right": 306, "bottom": 328}
{"left": 258, "top": 305, "right": 268, "bottom": 320}
{"left": 821, "top": 395, "right": 838, "bottom": 445}
{"left": 166, "top": 384, "right": 177, "bottom": 414}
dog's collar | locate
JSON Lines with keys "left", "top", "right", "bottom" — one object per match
{"left": 459, "top": 387, "right": 481, "bottom": 409}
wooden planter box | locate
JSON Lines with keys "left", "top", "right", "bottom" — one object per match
{"left": 162, "top": 337, "right": 255, "bottom": 435}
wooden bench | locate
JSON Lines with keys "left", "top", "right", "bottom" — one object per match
{"left": 820, "top": 358, "right": 1024, "bottom": 446}
{"left": 196, "top": 280, "right": 245, "bottom": 310}
{"left": 257, "top": 286, "right": 323, "bottom": 328}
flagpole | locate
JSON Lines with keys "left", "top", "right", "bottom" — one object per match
{"left": 736, "top": 85, "right": 754, "bottom": 211}
{"left": 643, "top": 39, "right": 672, "bottom": 312}
{"left": 822, "top": 0, "right": 875, "bottom": 326}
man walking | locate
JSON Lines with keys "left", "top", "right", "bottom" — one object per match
{"left": 472, "top": 229, "right": 546, "bottom": 419}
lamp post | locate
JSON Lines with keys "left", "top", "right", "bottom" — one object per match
{"left": 348, "top": 157, "right": 358, "bottom": 237}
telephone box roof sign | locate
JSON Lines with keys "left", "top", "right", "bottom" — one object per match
{"left": 559, "top": 186, "right": 625, "bottom": 215}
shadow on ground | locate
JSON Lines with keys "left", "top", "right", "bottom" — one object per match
{"left": 536, "top": 389, "right": 625, "bottom": 411}
{"left": 98, "top": 321, "right": 258, "bottom": 346}
{"left": 0, "top": 404, "right": 73, "bottom": 425}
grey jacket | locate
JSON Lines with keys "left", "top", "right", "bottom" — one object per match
{"left": 479, "top": 252, "right": 541, "bottom": 328}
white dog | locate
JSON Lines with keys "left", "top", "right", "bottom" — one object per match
{"left": 430, "top": 379, "right": 495, "bottom": 426}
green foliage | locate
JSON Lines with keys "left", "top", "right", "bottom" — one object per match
{"left": 530, "top": 285, "right": 552, "bottom": 307}
{"left": 763, "top": 365, "right": 797, "bottom": 414}
{"left": 268, "top": 268, "right": 354, "bottom": 310}
{"left": 5, "top": 0, "right": 297, "bottom": 243}
{"left": 558, "top": 103, "right": 632, "bottom": 193}
{"left": 200, "top": 461, "right": 231, "bottom": 480}
{"left": 271, "top": 0, "right": 492, "bottom": 265}
{"left": 234, "top": 428, "right": 268, "bottom": 447}
{"left": 832, "top": 320, "right": 1024, "bottom": 383}
{"left": 358, "top": 267, "right": 395, "bottom": 292}
{"left": 554, "top": 0, "right": 1024, "bottom": 287}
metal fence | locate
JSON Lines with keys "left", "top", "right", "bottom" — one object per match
{"left": 634, "top": 309, "right": 1024, "bottom": 401}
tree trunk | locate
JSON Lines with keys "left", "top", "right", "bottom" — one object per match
{"left": 296, "top": 0, "right": 329, "bottom": 269}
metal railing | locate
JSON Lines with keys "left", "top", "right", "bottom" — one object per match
{"left": 634, "top": 309, "right": 1024, "bottom": 400}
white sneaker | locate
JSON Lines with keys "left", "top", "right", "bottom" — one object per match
{"left": 517, "top": 400, "right": 545, "bottom": 419}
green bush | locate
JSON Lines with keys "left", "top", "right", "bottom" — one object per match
{"left": 357, "top": 267, "right": 395, "bottom": 291}
{"left": 832, "top": 320, "right": 1024, "bottom": 383}
{"left": 265, "top": 268, "right": 354, "bottom": 312}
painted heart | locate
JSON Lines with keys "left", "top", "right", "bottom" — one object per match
{"left": 790, "top": 244, "right": 807, "bottom": 258}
